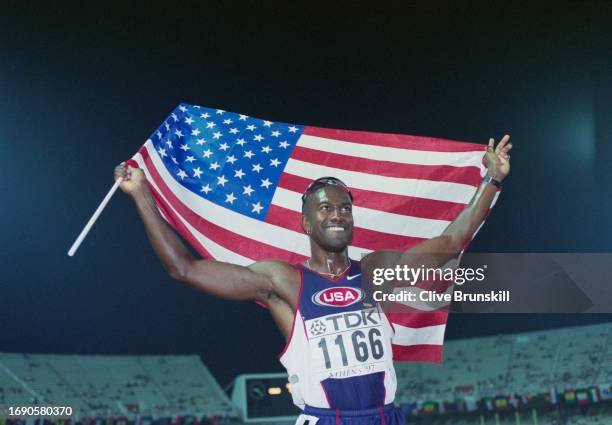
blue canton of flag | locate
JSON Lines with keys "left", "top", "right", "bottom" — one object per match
{"left": 150, "top": 104, "right": 303, "bottom": 219}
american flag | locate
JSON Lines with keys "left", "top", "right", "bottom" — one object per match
{"left": 130, "top": 103, "right": 493, "bottom": 363}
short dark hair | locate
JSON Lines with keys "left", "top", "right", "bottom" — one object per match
{"left": 301, "top": 177, "right": 354, "bottom": 205}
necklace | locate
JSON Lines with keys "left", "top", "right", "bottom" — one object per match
{"left": 307, "top": 259, "right": 351, "bottom": 278}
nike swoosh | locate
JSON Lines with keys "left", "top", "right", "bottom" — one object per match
{"left": 346, "top": 273, "right": 362, "bottom": 280}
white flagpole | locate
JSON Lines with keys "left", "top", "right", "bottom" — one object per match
{"left": 67, "top": 177, "right": 124, "bottom": 257}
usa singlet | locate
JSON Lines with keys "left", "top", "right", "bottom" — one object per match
{"left": 280, "top": 261, "right": 398, "bottom": 412}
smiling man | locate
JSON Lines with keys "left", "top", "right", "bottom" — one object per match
{"left": 114, "top": 135, "right": 511, "bottom": 425}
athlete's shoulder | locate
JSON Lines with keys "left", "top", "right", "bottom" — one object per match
{"left": 361, "top": 250, "right": 402, "bottom": 271}
{"left": 249, "top": 259, "right": 300, "bottom": 280}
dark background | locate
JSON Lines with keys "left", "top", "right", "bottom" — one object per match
{"left": 2, "top": 1, "right": 611, "bottom": 386}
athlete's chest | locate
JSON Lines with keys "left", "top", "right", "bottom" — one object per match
{"left": 298, "top": 264, "right": 374, "bottom": 319}
{"left": 296, "top": 264, "right": 392, "bottom": 379}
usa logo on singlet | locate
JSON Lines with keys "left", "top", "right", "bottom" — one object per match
{"left": 311, "top": 287, "right": 364, "bottom": 307}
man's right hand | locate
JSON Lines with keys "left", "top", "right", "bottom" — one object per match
{"left": 114, "top": 162, "right": 147, "bottom": 195}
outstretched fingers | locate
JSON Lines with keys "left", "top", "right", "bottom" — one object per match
{"left": 495, "top": 135, "right": 510, "bottom": 154}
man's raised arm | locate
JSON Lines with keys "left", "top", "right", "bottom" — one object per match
{"left": 114, "top": 163, "right": 294, "bottom": 303}
{"left": 363, "top": 135, "right": 512, "bottom": 274}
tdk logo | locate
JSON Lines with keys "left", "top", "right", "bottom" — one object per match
{"left": 312, "top": 287, "right": 363, "bottom": 307}
{"left": 305, "top": 308, "right": 380, "bottom": 338}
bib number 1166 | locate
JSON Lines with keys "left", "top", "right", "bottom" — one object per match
{"left": 317, "top": 328, "right": 384, "bottom": 369}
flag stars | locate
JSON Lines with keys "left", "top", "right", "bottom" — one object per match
{"left": 217, "top": 175, "right": 228, "bottom": 186}
{"left": 166, "top": 139, "right": 173, "bottom": 148}
{"left": 200, "top": 184, "right": 212, "bottom": 194}
{"left": 219, "top": 142, "right": 230, "bottom": 151}
{"left": 185, "top": 116, "right": 194, "bottom": 125}
{"left": 279, "top": 141, "right": 290, "bottom": 149}
{"left": 180, "top": 144, "right": 190, "bottom": 151}
{"left": 243, "top": 185, "right": 254, "bottom": 196}
{"left": 263, "top": 120, "right": 273, "bottom": 127}
{"left": 251, "top": 202, "right": 263, "bottom": 214}
{"left": 225, "top": 192, "right": 236, "bottom": 204}
{"left": 243, "top": 150, "right": 255, "bottom": 159}
{"left": 158, "top": 147, "right": 167, "bottom": 157}
{"left": 209, "top": 162, "right": 220, "bottom": 171}
{"left": 191, "top": 128, "right": 201, "bottom": 136}
{"left": 260, "top": 178, "right": 272, "bottom": 189}
{"left": 234, "top": 169, "right": 245, "bottom": 179}
{"left": 288, "top": 126, "right": 298, "bottom": 133}
{"left": 179, "top": 105, "right": 188, "bottom": 112}
{"left": 252, "top": 163, "right": 263, "bottom": 173}
{"left": 202, "top": 149, "right": 213, "bottom": 158}
{"left": 171, "top": 113, "right": 178, "bottom": 122}
{"left": 229, "top": 128, "right": 239, "bottom": 134}
{"left": 175, "top": 130, "right": 184, "bottom": 138}
{"left": 261, "top": 146, "right": 272, "bottom": 154}
{"left": 223, "top": 118, "right": 233, "bottom": 125}
{"left": 200, "top": 112, "right": 210, "bottom": 119}
{"left": 239, "top": 114, "right": 248, "bottom": 121}
{"left": 193, "top": 167, "right": 203, "bottom": 178}
{"left": 216, "top": 109, "right": 225, "bottom": 115}
{"left": 164, "top": 123, "right": 170, "bottom": 131}
{"left": 171, "top": 156, "right": 178, "bottom": 165}
{"left": 156, "top": 130, "right": 162, "bottom": 139}
{"left": 236, "top": 138, "right": 247, "bottom": 146}
{"left": 270, "top": 158, "right": 281, "bottom": 167}
{"left": 271, "top": 130, "right": 281, "bottom": 137}
{"left": 213, "top": 131, "right": 223, "bottom": 140}
{"left": 246, "top": 124, "right": 256, "bottom": 131}
{"left": 226, "top": 155, "right": 238, "bottom": 164}
{"left": 253, "top": 134, "right": 264, "bottom": 142}
{"left": 196, "top": 138, "right": 206, "bottom": 145}
{"left": 176, "top": 169, "right": 187, "bottom": 180}
{"left": 185, "top": 155, "right": 196, "bottom": 163}
{"left": 206, "top": 122, "right": 216, "bottom": 129}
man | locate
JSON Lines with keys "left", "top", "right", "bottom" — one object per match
{"left": 114, "top": 135, "right": 511, "bottom": 425}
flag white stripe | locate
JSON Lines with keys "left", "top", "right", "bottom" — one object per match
{"left": 284, "top": 159, "right": 477, "bottom": 204}
{"left": 141, "top": 141, "right": 374, "bottom": 258}
{"left": 392, "top": 323, "right": 447, "bottom": 346}
{"left": 133, "top": 152, "right": 255, "bottom": 266}
{"left": 272, "top": 187, "right": 451, "bottom": 239}
{"left": 298, "top": 134, "right": 486, "bottom": 168}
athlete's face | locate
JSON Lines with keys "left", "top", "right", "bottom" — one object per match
{"left": 302, "top": 186, "right": 354, "bottom": 252}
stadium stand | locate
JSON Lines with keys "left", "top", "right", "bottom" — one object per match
{"left": 395, "top": 323, "right": 612, "bottom": 401}
{"left": 0, "top": 354, "right": 239, "bottom": 419}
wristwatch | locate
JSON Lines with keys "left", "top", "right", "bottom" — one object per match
{"left": 483, "top": 175, "right": 502, "bottom": 189}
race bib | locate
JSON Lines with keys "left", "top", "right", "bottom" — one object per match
{"left": 304, "top": 307, "right": 391, "bottom": 379}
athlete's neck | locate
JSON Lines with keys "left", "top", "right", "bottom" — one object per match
{"left": 306, "top": 251, "right": 350, "bottom": 276}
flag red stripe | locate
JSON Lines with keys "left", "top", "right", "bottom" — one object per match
{"left": 304, "top": 126, "right": 485, "bottom": 152}
{"left": 391, "top": 344, "right": 442, "bottom": 364}
{"left": 140, "top": 148, "right": 307, "bottom": 263}
{"left": 386, "top": 311, "right": 450, "bottom": 328}
{"left": 290, "top": 146, "right": 483, "bottom": 186}
{"left": 278, "top": 173, "right": 467, "bottom": 221}
{"left": 266, "top": 204, "right": 426, "bottom": 251}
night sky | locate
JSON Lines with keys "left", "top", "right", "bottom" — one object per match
{"left": 2, "top": 2, "right": 611, "bottom": 387}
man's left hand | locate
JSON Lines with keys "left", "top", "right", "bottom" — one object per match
{"left": 485, "top": 134, "right": 512, "bottom": 181}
